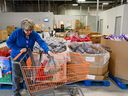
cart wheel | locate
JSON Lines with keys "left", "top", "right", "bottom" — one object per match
{"left": 68, "top": 87, "right": 78, "bottom": 96}
{"left": 77, "top": 87, "right": 84, "bottom": 96}
{"left": 52, "top": 90, "right": 56, "bottom": 96}
{"left": 68, "top": 87, "right": 84, "bottom": 96}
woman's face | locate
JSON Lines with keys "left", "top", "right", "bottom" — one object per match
{"left": 24, "top": 29, "right": 32, "bottom": 36}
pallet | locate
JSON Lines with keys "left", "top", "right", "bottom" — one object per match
{"left": 109, "top": 74, "right": 128, "bottom": 89}
{"left": 83, "top": 80, "right": 110, "bottom": 86}
{"left": 0, "top": 82, "right": 25, "bottom": 90}
{"left": 0, "top": 83, "right": 13, "bottom": 90}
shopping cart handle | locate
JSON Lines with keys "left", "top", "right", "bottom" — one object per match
{"left": 13, "top": 52, "right": 24, "bottom": 61}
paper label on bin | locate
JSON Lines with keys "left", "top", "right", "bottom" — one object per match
{"left": 85, "top": 57, "right": 95, "bottom": 62}
{"left": 87, "top": 75, "right": 95, "bottom": 80}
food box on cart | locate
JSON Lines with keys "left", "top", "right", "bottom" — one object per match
{"left": 0, "top": 57, "right": 12, "bottom": 84}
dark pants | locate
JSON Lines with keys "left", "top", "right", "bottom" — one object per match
{"left": 12, "top": 61, "right": 26, "bottom": 96}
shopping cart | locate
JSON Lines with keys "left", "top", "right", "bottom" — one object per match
{"left": 13, "top": 49, "right": 89, "bottom": 96}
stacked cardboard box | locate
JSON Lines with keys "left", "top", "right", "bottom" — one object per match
{"left": 83, "top": 47, "right": 110, "bottom": 80}
{"left": 78, "top": 29, "right": 91, "bottom": 35}
{"left": 78, "top": 26, "right": 92, "bottom": 35}
{"left": 34, "top": 24, "right": 42, "bottom": 32}
{"left": 88, "top": 32, "right": 101, "bottom": 43}
{"left": 75, "top": 20, "right": 81, "bottom": 31}
{"left": 101, "top": 38, "right": 128, "bottom": 80}
{"left": 6, "top": 25, "right": 15, "bottom": 35}
{"left": 55, "top": 32, "right": 66, "bottom": 38}
{"left": 0, "top": 30, "right": 8, "bottom": 41}
{"left": 90, "top": 35, "right": 102, "bottom": 43}
{"left": 67, "top": 52, "right": 89, "bottom": 82}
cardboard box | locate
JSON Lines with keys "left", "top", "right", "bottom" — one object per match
{"left": 83, "top": 50, "right": 110, "bottom": 66}
{"left": 87, "top": 75, "right": 105, "bottom": 80}
{"left": 0, "top": 57, "right": 12, "bottom": 83}
{"left": 90, "top": 35, "right": 102, "bottom": 43}
{"left": 87, "top": 71, "right": 108, "bottom": 80}
{"left": 67, "top": 52, "right": 89, "bottom": 82}
{"left": 78, "top": 29, "right": 91, "bottom": 35}
{"left": 88, "top": 32, "right": 100, "bottom": 36}
{"left": 88, "top": 62, "right": 108, "bottom": 75}
{"left": 75, "top": 20, "right": 81, "bottom": 31}
{"left": 6, "top": 25, "right": 15, "bottom": 35}
{"left": 82, "top": 47, "right": 109, "bottom": 75}
{"left": 67, "top": 63, "right": 89, "bottom": 82}
{"left": 34, "top": 24, "right": 42, "bottom": 32}
{"left": 84, "top": 26, "right": 91, "bottom": 31}
{"left": 55, "top": 32, "right": 66, "bottom": 38}
{"left": 88, "top": 32, "right": 101, "bottom": 43}
{"left": 0, "top": 30, "right": 8, "bottom": 41}
{"left": 101, "top": 38, "right": 128, "bottom": 80}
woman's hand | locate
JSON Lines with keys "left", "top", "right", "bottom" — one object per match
{"left": 48, "top": 51, "right": 54, "bottom": 57}
{"left": 20, "top": 48, "right": 27, "bottom": 53}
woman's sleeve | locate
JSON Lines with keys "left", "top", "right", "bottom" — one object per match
{"left": 34, "top": 32, "right": 49, "bottom": 53}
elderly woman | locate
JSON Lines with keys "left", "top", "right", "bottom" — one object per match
{"left": 6, "top": 19, "right": 53, "bottom": 96}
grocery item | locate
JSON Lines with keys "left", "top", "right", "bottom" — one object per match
{"left": 69, "top": 42, "right": 103, "bottom": 54}
{"left": 34, "top": 37, "right": 67, "bottom": 53}
{"left": 105, "top": 34, "right": 128, "bottom": 41}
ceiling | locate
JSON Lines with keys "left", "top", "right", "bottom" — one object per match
{"left": 4, "top": 0, "right": 127, "bottom": 5}
{"left": 0, "top": 0, "right": 127, "bottom": 13}
{"left": 4, "top": 0, "right": 122, "bottom": 5}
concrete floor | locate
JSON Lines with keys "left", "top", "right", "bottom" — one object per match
{"left": 0, "top": 80, "right": 128, "bottom": 96}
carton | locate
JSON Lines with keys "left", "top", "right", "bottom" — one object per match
{"left": 67, "top": 52, "right": 89, "bottom": 82}
{"left": 101, "top": 38, "right": 128, "bottom": 80}
{"left": 89, "top": 62, "right": 108, "bottom": 75}
{"left": 87, "top": 71, "right": 108, "bottom": 80}
{"left": 78, "top": 29, "right": 91, "bottom": 35}
{"left": 88, "top": 32, "right": 101, "bottom": 43}
{"left": 0, "top": 57, "right": 12, "bottom": 83}
{"left": 90, "top": 35, "right": 102, "bottom": 43}
{"left": 6, "top": 26, "right": 15, "bottom": 35}
{"left": 75, "top": 20, "right": 81, "bottom": 30}
{"left": 87, "top": 75, "right": 105, "bottom": 80}
{"left": 82, "top": 46, "right": 110, "bottom": 75}
{"left": 83, "top": 49, "right": 110, "bottom": 66}
{"left": 0, "top": 30, "right": 8, "bottom": 41}
{"left": 34, "top": 24, "right": 42, "bottom": 32}
{"left": 55, "top": 32, "right": 66, "bottom": 38}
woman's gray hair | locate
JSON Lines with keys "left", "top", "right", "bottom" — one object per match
{"left": 21, "top": 19, "right": 35, "bottom": 30}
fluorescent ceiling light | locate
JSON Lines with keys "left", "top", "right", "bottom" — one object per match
{"left": 72, "top": 4, "right": 78, "bottom": 6}
{"left": 103, "top": 2, "right": 109, "bottom": 5}
{"left": 77, "top": 0, "right": 85, "bottom": 3}
{"left": 78, "top": 0, "right": 85, "bottom": 1}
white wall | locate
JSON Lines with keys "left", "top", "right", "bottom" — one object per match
{"left": 122, "top": 4, "right": 128, "bottom": 34}
{"left": 55, "top": 15, "right": 83, "bottom": 29}
{"left": 54, "top": 15, "right": 97, "bottom": 31}
{"left": 99, "top": 5, "right": 125, "bottom": 35}
{"left": 59, "top": 6, "right": 103, "bottom": 16}
{"left": 0, "top": 12, "right": 54, "bottom": 29}
{"left": 63, "top": 9, "right": 103, "bottom": 16}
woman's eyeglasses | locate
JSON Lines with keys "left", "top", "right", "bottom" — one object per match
{"left": 24, "top": 29, "right": 32, "bottom": 33}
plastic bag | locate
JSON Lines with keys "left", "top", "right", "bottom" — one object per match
{"left": 36, "top": 53, "right": 67, "bottom": 82}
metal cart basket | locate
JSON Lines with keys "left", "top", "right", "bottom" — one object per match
{"left": 13, "top": 50, "right": 89, "bottom": 96}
